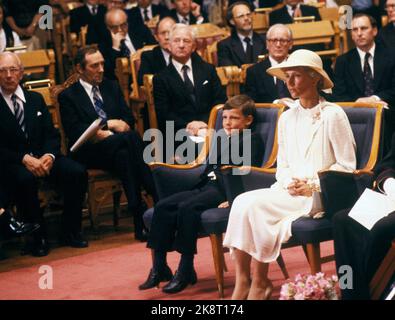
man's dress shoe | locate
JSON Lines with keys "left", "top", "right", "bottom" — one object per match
{"left": 139, "top": 265, "right": 173, "bottom": 290}
{"left": 61, "top": 232, "right": 89, "bottom": 248}
{"left": 0, "top": 210, "right": 40, "bottom": 236}
{"left": 162, "top": 269, "right": 197, "bottom": 294}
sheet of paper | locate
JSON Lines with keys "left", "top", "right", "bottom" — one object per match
{"left": 70, "top": 118, "right": 105, "bottom": 152}
{"left": 348, "top": 188, "right": 395, "bottom": 230}
{"left": 188, "top": 135, "right": 205, "bottom": 144}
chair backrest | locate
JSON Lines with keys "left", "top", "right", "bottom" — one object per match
{"left": 130, "top": 45, "right": 157, "bottom": 99}
{"left": 337, "top": 103, "right": 384, "bottom": 171}
{"left": 215, "top": 66, "right": 242, "bottom": 98}
{"left": 253, "top": 8, "right": 272, "bottom": 34}
{"left": 115, "top": 57, "right": 131, "bottom": 105}
{"left": 190, "top": 24, "right": 229, "bottom": 60}
{"left": 17, "top": 49, "right": 56, "bottom": 83}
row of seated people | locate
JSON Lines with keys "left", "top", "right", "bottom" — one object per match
{"left": 0, "top": 41, "right": 392, "bottom": 300}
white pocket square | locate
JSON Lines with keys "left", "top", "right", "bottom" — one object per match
{"left": 203, "top": 80, "right": 209, "bottom": 85}
{"left": 37, "top": 111, "right": 42, "bottom": 116}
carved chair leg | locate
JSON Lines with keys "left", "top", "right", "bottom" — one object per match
{"left": 209, "top": 233, "right": 225, "bottom": 298}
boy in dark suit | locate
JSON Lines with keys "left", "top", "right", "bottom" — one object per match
{"left": 139, "top": 94, "right": 265, "bottom": 294}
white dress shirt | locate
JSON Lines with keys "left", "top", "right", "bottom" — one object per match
{"left": 0, "top": 85, "right": 25, "bottom": 115}
{"left": 237, "top": 31, "right": 254, "bottom": 52}
{"left": 286, "top": 4, "right": 300, "bottom": 17}
{"left": 140, "top": 5, "right": 153, "bottom": 20}
{"left": 161, "top": 48, "right": 171, "bottom": 65}
{"left": 177, "top": 12, "right": 204, "bottom": 25}
{"left": 356, "top": 43, "right": 375, "bottom": 77}
{"left": 172, "top": 58, "right": 194, "bottom": 85}
{"left": 113, "top": 34, "right": 136, "bottom": 55}
{"left": 79, "top": 79, "right": 104, "bottom": 105}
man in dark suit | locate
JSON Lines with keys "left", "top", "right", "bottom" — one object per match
{"left": 269, "top": 0, "right": 321, "bottom": 25}
{"left": 377, "top": 0, "right": 395, "bottom": 48}
{"left": 167, "top": 0, "right": 207, "bottom": 25}
{"left": 99, "top": 8, "right": 157, "bottom": 79}
{"left": 245, "top": 24, "right": 292, "bottom": 102}
{"left": 332, "top": 13, "right": 395, "bottom": 153}
{"left": 153, "top": 24, "right": 226, "bottom": 144}
{"left": 127, "top": 0, "right": 169, "bottom": 30}
{"left": 59, "top": 46, "right": 157, "bottom": 241}
{"left": 333, "top": 132, "right": 395, "bottom": 300}
{"left": 138, "top": 16, "right": 176, "bottom": 85}
{"left": 217, "top": 1, "right": 266, "bottom": 67}
{"left": 69, "top": 0, "right": 107, "bottom": 45}
{"left": 228, "top": 0, "right": 281, "bottom": 8}
{"left": 0, "top": 52, "right": 89, "bottom": 257}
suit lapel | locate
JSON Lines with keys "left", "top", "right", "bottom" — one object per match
{"left": 0, "top": 94, "right": 26, "bottom": 141}
{"left": 154, "top": 46, "right": 167, "bottom": 69}
{"left": 373, "top": 45, "right": 385, "bottom": 91}
{"left": 231, "top": 33, "right": 246, "bottom": 65}
{"left": 74, "top": 82, "right": 100, "bottom": 120}
{"left": 22, "top": 90, "right": 38, "bottom": 139}
{"left": 349, "top": 49, "right": 364, "bottom": 94}
{"left": 168, "top": 63, "right": 196, "bottom": 105}
{"left": 252, "top": 33, "right": 264, "bottom": 61}
{"left": 263, "top": 59, "right": 276, "bottom": 94}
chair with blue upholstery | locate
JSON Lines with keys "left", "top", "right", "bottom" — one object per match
{"left": 222, "top": 102, "right": 384, "bottom": 275}
{"left": 143, "top": 103, "right": 286, "bottom": 297}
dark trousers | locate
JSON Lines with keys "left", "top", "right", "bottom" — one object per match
{"left": 333, "top": 209, "right": 395, "bottom": 299}
{"left": 5, "top": 156, "right": 88, "bottom": 235}
{"left": 73, "top": 130, "right": 157, "bottom": 211}
{"left": 147, "top": 183, "right": 224, "bottom": 255}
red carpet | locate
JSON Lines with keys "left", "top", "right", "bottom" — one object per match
{"left": 0, "top": 238, "right": 336, "bottom": 300}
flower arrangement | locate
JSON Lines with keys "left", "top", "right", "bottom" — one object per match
{"left": 280, "top": 272, "right": 339, "bottom": 300}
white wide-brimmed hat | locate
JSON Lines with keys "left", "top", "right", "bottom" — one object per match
{"left": 267, "top": 49, "right": 333, "bottom": 90}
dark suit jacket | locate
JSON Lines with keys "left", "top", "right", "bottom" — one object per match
{"left": 377, "top": 23, "right": 395, "bottom": 50}
{"left": 228, "top": 0, "right": 280, "bottom": 8}
{"left": 217, "top": 31, "right": 266, "bottom": 67}
{"left": 127, "top": 4, "right": 169, "bottom": 28}
{"left": 269, "top": 4, "right": 321, "bottom": 25}
{"left": 138, "top": 45, "right": 167, "bottom": 85}
{"left": 331, "top": 43, "right": 395, "bottom": 106}
{"left": 58, "top": 79, "right": 135, "bottom": 149}
{"left": 69, "top": 4, "right": 107, "bottom": 44}
{"left": 0, "top": 89, "right": 61, "bottom": 165}
{"left": 153, "top": 54, "right": 226, "bottom": 132}
{"left": 166, "top": 9, "right": 208, "bottom": 24}
{"left": 98, "top": 24, "right": 157, "bottom": 79}
{"left": 245, "top": 57, "right": 290, "bottom": 102}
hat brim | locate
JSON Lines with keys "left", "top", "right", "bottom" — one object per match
{"left": 267, "top": 61, "right": 334, "bottom": 90}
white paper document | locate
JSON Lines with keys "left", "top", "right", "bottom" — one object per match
{"left": 188, "top": 135, "right": 205, "bottom": 144}
{"left": 348, "top": 188, "right": 395, "bottom": 230}
{"left": 70, "top": 118, "right": 105, "bottom": 152}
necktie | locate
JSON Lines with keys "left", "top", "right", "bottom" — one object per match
{"left": 92, "top": 86, "right": 108, "bottom": 123}
{"left": 181, "top": 65, "right": 196, "bottom": 103}
{"left": 276, "top": 78, "right": 288, "bottom": 98}
{"left": 182, "top": 17, "right": 189, "bottom": 24}
{"left": 143, "top": 9, "right": 149, "bottom": 22}
{"left": 120, "top": 39, "right": 131, "bottom": 57}
{"left": 243, "top": 37, "right": 253, "bottom": 64}
{"left": 363, "top": 52, "right": 374, "bottom": 97}
{"left": 92, "top": 6, "right": 97, "bottom": 15}
{"left": 11, "top": 94, "right": 26, "bottom": 135}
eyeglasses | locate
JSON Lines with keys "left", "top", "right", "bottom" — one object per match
{"left": 0, "top": 67, "right": 21, "bottom": 75}
{"left": 267, "top": 38, "right": 291, "bottom": 45}
{"left": 108, "top": 22, "right": 128, "bottom": 31}
{"left": 234, "top": 12, "right": 252, "bottom": 20}
{"left": 385, "top": 4, "right": 395, "bottom": 10}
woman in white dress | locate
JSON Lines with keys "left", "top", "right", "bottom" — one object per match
{"left": 223, "top": 49, "right": 357, "bottom": 300}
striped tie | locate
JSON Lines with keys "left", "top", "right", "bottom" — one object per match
{"left": 11, "top": 94, "right": 26, "bottom": 135}
{"left": 92, "top": 86, "right": 107, "bottom": 123}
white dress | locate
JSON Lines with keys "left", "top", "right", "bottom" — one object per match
{"left": 223, "top": 100, "right": 357, "bottom": 263}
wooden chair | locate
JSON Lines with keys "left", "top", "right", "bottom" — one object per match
{"left": 319, "top": 6, "right": 349, "bottom": 55}
{"left": 16, "top": 49, "right": 56, "bottom": 83}
{"left": 190, "top": 23, "right": 229, "bottom": 61}
{"left": 287, "top": 20, "right": 340, "bottom": 62}
{"left": 50, "top": 74, "right": 124, "bottom": 231}
{"left": 252, "top": 8, "right": 272, "bottom": 34}
{"left": 127, "top": 45, "right": 158, "bottom": 136}
{"left": 216, "top": 66, "right": 242, "bottom": 98}
{"left": 370, "top": 239, "right": 395, "bottom": 300}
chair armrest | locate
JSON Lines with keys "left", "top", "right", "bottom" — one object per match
{"left": 150, "top": 162, "right": 207, "bottom": 199}
{"left": 318, "top": 169, "right": 374, "bottom": 218}
{"left": 221, "top": 165, "right": 276, "bottom": 203}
